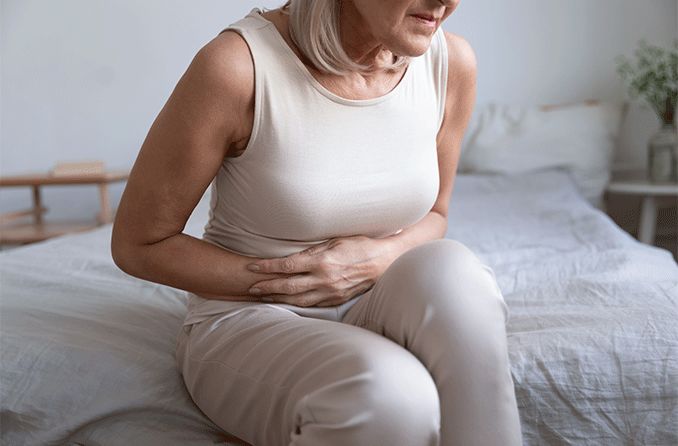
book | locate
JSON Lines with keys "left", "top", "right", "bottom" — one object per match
{"left": 50, "top": 161, "right": 105, "bottom": 177}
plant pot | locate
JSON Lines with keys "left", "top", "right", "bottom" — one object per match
{"left": 648, "top": 122, "right": 678, "bottom": 183}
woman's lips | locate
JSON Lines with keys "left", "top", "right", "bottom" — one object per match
{"left": 410, "top": 14, "right": 437, "bottom": 27}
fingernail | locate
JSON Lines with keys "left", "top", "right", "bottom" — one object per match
{"left": 249, "top": 287, "right": 262, "bottom": 294}
{"left": 247, "top": 264, "right": 261, "bottom": 272}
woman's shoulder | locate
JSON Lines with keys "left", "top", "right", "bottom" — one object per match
{"left": 436, "top": 30, "right": 477, "bottom": 110}
{"left": 188, "top": 30, "right": 255, "bottom": 108}
{"left": 175, "top": 32, "right": 255, "bottom": 154}
{"left": 432, "top": 30, "right": 477, "bottom": 135}
{"left": 441, "top": 31, "right": 477, "bottom": 80}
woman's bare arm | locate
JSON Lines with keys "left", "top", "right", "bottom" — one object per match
{"left": 111, "top": 31, "right": 282, "bottom": 301}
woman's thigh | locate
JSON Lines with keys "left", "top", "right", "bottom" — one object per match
{"left": 341, "top": 238, "right": 509, "bottom": 330}
{"left": 176, "top": 303, "right": 441, "bottom": 446}
{"left": 339, "top": 238, "right": 522, "bottom": 446}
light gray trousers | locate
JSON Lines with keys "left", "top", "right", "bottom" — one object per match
{"left": 175, "top": 238, "right": 524, "bottom": 446}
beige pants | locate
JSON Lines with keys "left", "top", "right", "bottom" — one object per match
{"left": 175, "top": 239, "right": 524, "bottom": 446}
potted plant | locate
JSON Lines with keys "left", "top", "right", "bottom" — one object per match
{"left": 615, "top": 39, "right": 678, "bottom": 183}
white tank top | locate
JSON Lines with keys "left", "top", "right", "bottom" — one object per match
{"left": 183, "top": 7, "right": 448, "bottom": 326}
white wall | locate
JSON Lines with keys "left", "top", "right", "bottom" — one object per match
{"left": 445, "top": 0, "right": 676, "bottom": 172}
{"left": 1, "top": 0, "right": 676, "bottom": 220}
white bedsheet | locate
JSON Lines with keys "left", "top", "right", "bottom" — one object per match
{"left": 1, "top": 167, "right": 676, "bottom": 445}
{"left": 445, "top": 168, "right": 678, "bottom": 444}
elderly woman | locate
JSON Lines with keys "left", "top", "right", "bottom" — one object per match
{"left": 111, "top": 0, "right": 523, "bottom": 445}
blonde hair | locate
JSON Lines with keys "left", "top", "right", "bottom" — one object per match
{"left": 279, "top": 0, "right": 410, "bottom": 75}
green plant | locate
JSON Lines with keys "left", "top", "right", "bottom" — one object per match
{"left": 615, "top": 39, "right": 678, "bottom": 125}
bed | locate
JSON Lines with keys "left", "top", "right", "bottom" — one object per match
{"left": 1, "top": 165, "right": 676, "bottom": 445}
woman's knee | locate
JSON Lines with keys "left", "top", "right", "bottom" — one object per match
{"left": 300, "top": 339, "right": 441, "bottom": 445}
{"left": 390, "top": 238, "right": 483, "bottom": 277}
{"left": 379, "top": 238, "right": 509, "bottom": 324}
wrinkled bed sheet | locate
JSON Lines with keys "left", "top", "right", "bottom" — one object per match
{"left": 1, "top": 168, "right": 676, "bottom": 445}
{"left": 446, "top": 169, "right": 678, "bottom": 445}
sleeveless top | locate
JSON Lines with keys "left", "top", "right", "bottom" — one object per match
{"left": 183, "top": 6, "right": 449, "bottom": 326}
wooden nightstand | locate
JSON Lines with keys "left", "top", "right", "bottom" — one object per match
{"left": 605, "top": 170, "right": 678, "bottom": 245}
{"left": 0, "top": 170, "right": 129, "bottom": 247}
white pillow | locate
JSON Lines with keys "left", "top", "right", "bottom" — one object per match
{"left": 459, "top": 101, "right": 626, "bottom": 209}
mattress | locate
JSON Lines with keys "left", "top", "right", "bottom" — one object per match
{"left": 1, "top": 167, "right": 676, "bottom": 445}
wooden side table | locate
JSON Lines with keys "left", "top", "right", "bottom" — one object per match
{"left": 605, "top": 170, "right": 678, "bottom": 245}
{"left": 0, "top": 170, "right": 129, "bottom": 246}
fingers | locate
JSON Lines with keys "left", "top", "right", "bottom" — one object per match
{"left": 318, "top": 281, "right": 374, "bottom": 307}
{"left": 299, "top": 241, "right": 331, "bottom": 256}
{"left": 314, "top": 296, "right": 346, "bottom": 307}
{"left": 246, "top": 245, "right": 328, "bottom": 274}
{"left": 259, "top": 289, "right": 326, "bottom": 307}
{"left": 248, "top": 275, "right": 316, "bottom": 296}
{"left": 261, "top": 281, "right": 374, "bottom": 308}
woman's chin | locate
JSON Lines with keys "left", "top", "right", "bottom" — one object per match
{"left": 395, "top": 38, "right": 435, "bottom": 58}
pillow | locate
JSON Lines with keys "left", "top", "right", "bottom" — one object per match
{"left": 458, "top": 101, "right": 627, "bottom": 209}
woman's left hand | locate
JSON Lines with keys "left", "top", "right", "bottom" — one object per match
{"left": 245, "top": 235, "right": 400, "bottom": 307}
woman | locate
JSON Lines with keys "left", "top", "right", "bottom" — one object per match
{"left": 111, "top": 0, "right": 524, "bottom": 445}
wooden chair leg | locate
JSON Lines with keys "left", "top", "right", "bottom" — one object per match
{"left": 97, "top": 183, "right": 112, "bottom": 224}
{"left": 32, "top": 185, "right": 43, "bottom": 225}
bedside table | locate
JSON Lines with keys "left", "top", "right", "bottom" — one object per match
{"left": 0, "top": 170, "right": 129, "bottom": 246}
{"left": 605, "top": 170, "right": 678, "bottom": 245}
